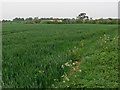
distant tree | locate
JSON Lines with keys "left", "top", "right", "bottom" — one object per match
{"left": 76, "top": 13, "right": 89, "bottom": 20}
{"left": 2, "top": 19, "right": 7, "bottom": 22}
{"left": 108, "top": 18, "right": 112, "bottom": 20}
{"left": 118, "top": 19, "right": 120, "bottom": 24}
{"left": 34, "top": 20, "right": 41, "bottom": 24}
{"left": 75, "top": 19, "right": 83, "bottom": 24}
{"left": 13, "top": 17, "right": 24, "bottom": 22}
{"left": 25, "top": 17, "right": 33, "bottom": 21}
{"left": 33, "top": 17, "right": 41, "bottom": 24}
{"left": 34, "top": 17, "right": 39, "bottom": 20}
{"left": 90, "top": 17, "right": 93, "bottom": 20}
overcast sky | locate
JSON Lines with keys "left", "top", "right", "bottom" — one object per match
{"left": 1, "top": 2, "right": 118, "bottom": 20}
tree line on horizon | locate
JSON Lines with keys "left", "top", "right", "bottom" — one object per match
{"left": 2, "top": 13, "right": 119, "bottom": 24}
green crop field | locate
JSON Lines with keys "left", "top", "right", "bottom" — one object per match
{"left": 2, "top": 23, "right": 118, "bottom": 88}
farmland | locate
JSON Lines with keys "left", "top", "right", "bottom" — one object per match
{"left": 2, "top": 23, "right": 118, "bottom": 88}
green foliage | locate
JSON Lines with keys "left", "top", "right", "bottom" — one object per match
{"left": 13, "top": 18, "right": 24, "bottom": 22}
{"left": 10, "top": 17, "right": 118, "bottom": 24}
{"left": 2, "top": 23, "right": 118, "bottom": 88}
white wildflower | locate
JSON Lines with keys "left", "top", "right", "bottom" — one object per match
{"left": 74, "top": 46, "right": 77, "bottom": 49}
{"left": 79, "top": 69, "right": 82, "bottom": 72}
{"left": 75, "top": 61, "right": 78, "bottom": 64}
{"left": 72, "top": 62, "right": 75, "bottom": 65}
{"left": 65, "top": 62, "right": 70, "bottom": 67}
{"left": 70, "top": 60, "right": 72, "bottom": 62}
{"left": 61, "top": 75, "right": 64, "bottom": 78}
{"left": 54, "top": 79, "right": 56, "bottom": 81}
{"left": 61, "top": 65, "right": 64, "bottom": 68}
{"left": 66, "top": 85, "right": 69, "bottom": 87}
{"left": 63, "top": 81, "right": 65, "bottom": 83}
{"left": 38, "top": 70, "right": 42, "bottom": 73}
{"left": 65, "top": 77, "right": 70, "bottom": 81}
{"left": 73, "top": 67, "right": 76, "bottom": 71}
{"left": 52, "top": 84, "right": 55, "bottom": 87}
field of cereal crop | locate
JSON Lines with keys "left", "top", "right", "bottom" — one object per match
{"left": 2, "top": 23, "right": 118, "bottom": 88}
